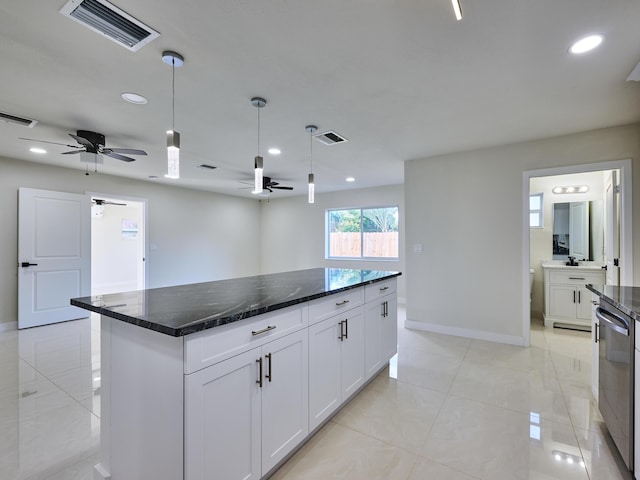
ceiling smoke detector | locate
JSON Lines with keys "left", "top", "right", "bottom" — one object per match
{"left": 313, "top": 130, "right": 348, "bottom": 146}
{"left": 59, "top": 0, "right": 160, "bottom": 52}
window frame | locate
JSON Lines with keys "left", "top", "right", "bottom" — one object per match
{"left": 529, "top": 192, "right": 544, "bottom": 228}
{"left": 325, "top": 205, "right": 399, "bottom": 261}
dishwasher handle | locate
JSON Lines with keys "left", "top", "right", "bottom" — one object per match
{"left": 595, "top": 307, "right": 630, "bottom": 337}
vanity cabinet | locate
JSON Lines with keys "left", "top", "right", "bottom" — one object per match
{"left": 542, "top": 266, "right": 605, "bottom": 328}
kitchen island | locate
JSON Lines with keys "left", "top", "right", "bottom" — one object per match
{"left": 71, "top": 268, "right": 401, "bottom": 480}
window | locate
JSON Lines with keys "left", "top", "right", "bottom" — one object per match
{"left": 529, "top": 193, "right": 543, "bottom": 228}
{"left": 327, "top": 206, "right": 399, "bottom": 259}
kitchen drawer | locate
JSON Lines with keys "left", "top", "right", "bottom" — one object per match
{"left": 364, "top": 278, "right": 397, "bottom": 303}
{"left": 549, "top": 270, "right": 604, "bottom": 286}
{"left": 308, "top": 287, "right": 363, "bottom": 325}
{"left": 184, "top": 304, "right": 307, "bottom": 374}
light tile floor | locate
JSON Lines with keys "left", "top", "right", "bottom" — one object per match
{"left": 0, "top": 310, "right": 633, "bottom": 479}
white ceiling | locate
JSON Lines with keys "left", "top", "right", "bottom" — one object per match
{"left": 1, "top": 0, "right": 639, "bottom": 199}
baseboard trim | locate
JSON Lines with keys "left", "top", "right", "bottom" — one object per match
{"left": 0, "top": 321, "right": 17, "bottom": 333}
{"left": 404, "top": 319, "right": 525, "bottom": 347}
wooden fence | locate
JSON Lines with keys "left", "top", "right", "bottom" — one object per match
{"left": 329, "top": 232, "right": 398, "bottom": 258}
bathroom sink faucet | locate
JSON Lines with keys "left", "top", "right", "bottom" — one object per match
{"left": 566, "top": 256, "right": 579, "bottom": 266}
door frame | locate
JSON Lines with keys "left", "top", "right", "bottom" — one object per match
{"left": 521, "top": 159, "right": 633, "bottom": 347}
{"left": 87, "top": 192, "right": 149, "bottom": 292}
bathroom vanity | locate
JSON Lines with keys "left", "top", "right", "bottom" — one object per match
{"left": 542, "top": 262, "right": 605, "bottom": 328}
{"left": 71, "top": 268, "right": 400, "bottom": 480}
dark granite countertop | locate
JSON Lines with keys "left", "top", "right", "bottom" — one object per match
{"left": 586, "top": 285, "right": 640, "bottom": 322}
{"left": 71, "top": 268, "right": 401, "bottom": 337}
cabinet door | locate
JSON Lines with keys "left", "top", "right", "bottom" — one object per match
{"left": 576, "top": 286, "right": 593, "bottom": 321}
{"left": 340, "top": 308, "right": 365, "bottom": 401}
{"left": 261, "top": 329, "right": 309, "bottom": 474}
{"left": 184, "top": 349, "right": 261, "bottom": 480}
{"left": 308, "top": 317, "right": 341, "bottom": 431}
{"left": 364, "top": 301, "right": 383, "bottom": 380}
{"left": 381, "top": 296, "right": 398, "bottom": 363}
{"left": 548, "top": 285, "right": 577, "bottom": 319}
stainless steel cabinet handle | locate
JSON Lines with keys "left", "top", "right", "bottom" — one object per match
{"left": 256, "top": 358, "right": 263, "bottom": 388}
{"left": 379, "top": 286, "right": 389, "bottom": 291}
{"left": 578, "top": 291, "right": 581, "bottom": 303}
{"left": 344, "top": 318, "right": 348, "bottom": 340}
{"left": 265, "top": 353, "right": 272, "bottom": 382}
{"left": 252, "top": 325, "right": 276, "bottom": 336}
{"left": 338, "top": 320, "right": 344, "bottom": 341}
{"left": 594, "top": 323, "right": 599, "bottom": 343}
{"left": 595, "top": 307, "right": 629, "bottom": 336}
{"left": 569, "top": 277, "right": 586, "bottom": 280}
{"left": 573, "top": 291, "right": 576, "bottom": 303}
{"left": 336, "top": 300, "right": 350, "bottom": 306}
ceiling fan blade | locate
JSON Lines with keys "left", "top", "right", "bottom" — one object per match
{"left": 108, "top": 148, "right": 147, "bottom": 156}
{"left": 61, "top": 149, "right": 85, "bottom": 155}
{"left": 19, "top": 137, "right": 82, "bottom": 148}
{"left": 272, "top": 186, "right": 293, "bottom": 190}
{"left": 105, "top": 152, "right": 136, "bottom": 162}
{"left": 69, "top": 134, "right": 93, "bottom": 148}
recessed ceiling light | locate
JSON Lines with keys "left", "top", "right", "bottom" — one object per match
{"left": 346, "top": 177, "right": 355, "bottom": 182}
{"left": 121, "top": 92, "right": 148, "bottom": 104}
{"left": 29, "top": 147, "right": 46, "bottom": 154}
{"left": 569, "top": 34, "right": 604, "bottom": 54}
{"left": 268, "top": 148, "right": 281, "bottom": 155}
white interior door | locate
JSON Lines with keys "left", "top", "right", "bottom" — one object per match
{"left": 604, "top": 171, "right": 620, "bottom": 286}
{"left": 18, "top": 188, "right": 91, "bottom": 328}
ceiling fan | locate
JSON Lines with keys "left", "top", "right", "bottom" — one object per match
{"left": 20, "top": 130, "right": 147, "bottom": 162}
{"left": 92, "top": 198, "right": 127, "bottom": 206}
{"left": 240, "top": 176, "right": 294, "bottom": 193}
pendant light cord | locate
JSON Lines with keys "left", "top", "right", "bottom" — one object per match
{"left": 257, "top": 107, "right": 261, "bottom": 155}
{"left": 172, "top": 58, "right": 176, "bottom": 131}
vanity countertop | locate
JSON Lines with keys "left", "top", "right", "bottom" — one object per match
{"left": 70, "top": 268, "right": 401, "bottom": 337}
{"left": 541, "top": 261, "right": 605, "bottom": 271}
{"left": 586, "top": 285, "right": 640, "bottom": 322}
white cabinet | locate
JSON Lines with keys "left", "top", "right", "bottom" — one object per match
{"left": 364, "top": 280, "right": 398, "bottom": 380}
{"left": 308, "top": 308, "right": 365, "bottom": 431}
{"left": 185, "top": 329, "right": 308, "bottom": 480}
{"left": 542, "top": 266, "right": 605, "bottom": 328}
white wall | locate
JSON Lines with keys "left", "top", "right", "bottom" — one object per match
{"left": 0, "top": 156, "right": 262, "bottom": 327}
{"left": 529, "top": 171, "right": 607, "bottom": 317}
{"left": 259, "top": 184, "right": 406, "bottom": 300}
{"left": 91, "top": 200, "right": 145, "bottom": 295}
{"left": 405, "top": 123, "right": 640, "bottom": 345}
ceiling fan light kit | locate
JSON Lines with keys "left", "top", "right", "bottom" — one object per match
{"left": 163, "top": 51, "right": 184, "bottom": 179}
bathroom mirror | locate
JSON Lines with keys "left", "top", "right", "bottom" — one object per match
{"left": 552, "top": 201, "right": 604, "bottom": 262}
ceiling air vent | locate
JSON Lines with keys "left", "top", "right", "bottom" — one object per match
{"left": 313, "top": 130, "right": 348, "bottom": 146}
{"left": 0, "top": 111, "right": 37, "bottom": 128}
{"left": 59, "top": 0, "right": 160, "bottom": 52}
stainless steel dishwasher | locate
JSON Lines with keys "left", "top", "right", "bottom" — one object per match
{"left": 597, "top": 298, "right": 634, "bottom": 471}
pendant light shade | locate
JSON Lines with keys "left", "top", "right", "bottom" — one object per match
{"left": 162, "top": 51, "right": 184, "bottom": 179}
{"left": 306, "top": 125, "right": 318, "bottom": 204}
{"left": 251, "top": 97, "right": 267, "bottom": 194}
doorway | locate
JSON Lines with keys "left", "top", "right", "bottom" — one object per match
{"left": 89, "top": 193, "right": 147, "bottom": 295}
{"left": 521, "top": 159, "right": 633, "bottom": 347}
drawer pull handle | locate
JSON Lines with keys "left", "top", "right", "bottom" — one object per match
{"left": 344, "top": 318, "right": 348, "bottom": 339}
{"left": 265, "top": 353, "right": 272, "bottom": 382}
{"left": 256, "top": 358, "right": 263, "bottom": 388}
{"left": 252, "top": 325, "right": 276, "bottom": 336}
{"left": 336, "top": 300, "right": 350, "bottom": 306}
{"left": 568, "top": 277, "right": 585, "bottom": 280}
{"left": 379, "top": 286, "right": 389, "bottom": 291}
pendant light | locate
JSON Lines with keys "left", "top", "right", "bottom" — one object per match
{"left": 305, "top": 125, "right": 318, "bottom": 204}
{"left": 251, "top": 97, "right": 267, "bottom": 194}
{"left": 451, "top": 0, "right": 462, "bottom": 20}
{"left": 162, "top": 51, "right": 184, "bottom": 179}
